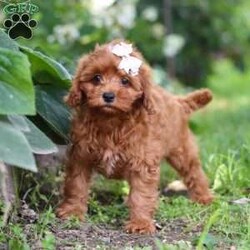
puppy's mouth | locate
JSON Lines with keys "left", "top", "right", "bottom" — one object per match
{"left": 100, "top": 104, "right": 119, "bottom": 112}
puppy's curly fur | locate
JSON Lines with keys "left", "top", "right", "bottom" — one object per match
{"left": 56, "top": 40, "right": 213, "bottom": 234}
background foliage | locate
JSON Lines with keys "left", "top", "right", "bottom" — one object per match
{"left": 1, "top": 0, "right": 249, "bottom": 86}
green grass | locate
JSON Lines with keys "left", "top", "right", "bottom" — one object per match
{"left": 1, "top": 59, "right": 250, "bottom": 249}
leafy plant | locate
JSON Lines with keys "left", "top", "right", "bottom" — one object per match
{"left": 0, "top": 29, "right": 71, "bottom": 171}
{"left": 0, "top": 29, "right": 71, "bottom": 223}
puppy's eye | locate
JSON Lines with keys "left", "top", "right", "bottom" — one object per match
{"left": 121, "top": 77, "right": 130, "bottom": 86}
{"left": 92, "top": 74, "right": 102, "bottom": 84}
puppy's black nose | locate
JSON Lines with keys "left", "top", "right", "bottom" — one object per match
{"left": 102, "top": 92, "right": 115, "bottom": 103}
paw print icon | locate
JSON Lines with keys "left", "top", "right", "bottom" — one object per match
{"left": 4, "top": 13, "right": 37, "bottom": 39}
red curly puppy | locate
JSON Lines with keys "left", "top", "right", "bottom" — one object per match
{"left": 56, "top": 40, "right": 213, "bottom": 234}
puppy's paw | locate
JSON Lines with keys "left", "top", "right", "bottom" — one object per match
{"left": 190, "top": 193, "right": 214, "bottom": 205}
{"left": 56, "top": 202, "right": 85, "bottom": 220}
{"left": 125, "top": 219, "right": 156, "bottom": 234}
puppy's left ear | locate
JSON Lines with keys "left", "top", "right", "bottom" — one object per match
{"left": 139, "top": 66, "right": 155, "bottom": 114}
{"left": 64, "top": 56, "right": 87, "bottom": 108}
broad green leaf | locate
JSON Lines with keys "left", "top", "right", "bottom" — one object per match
{"left": 0, "top": 120, "right": 37, "bottom": 172}
{"left": 23, "top": 117, "right": 58, "bottom": 154}
{"left": 36, "top": 85, "right": 71, "bottom": 140}
{"left": 212, "top": 164, "right": 228, "bottom": 191}
{"left": 0, "top": 29, "right": 19, "bottom": 51}
{"left": 8, "top": 114, "right": 30, "bottom": 132}
{"left": 28, "top": 115, "right": 67, "bottom": 145}
{"left": 20, "top": 46, "right": 71, "bottom": 88}
{"left": 0, "top": 48, "right": 35, "bottom": 115}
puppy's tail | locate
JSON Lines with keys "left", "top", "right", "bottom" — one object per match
{"left": 178, "top": 89, "right": 212, "bottom": 114}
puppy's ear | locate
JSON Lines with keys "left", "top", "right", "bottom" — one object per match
{"left": 95, "top": 43, "right": 100, "bottom": 50}
{"left": 64, "top": 80, "right": 83, "bottom": 108}
{"left": 64, "top": 56, "right": 87, "bottom": 108}
{"left": 139, "top": 66, "right": 155, "bottom": 114}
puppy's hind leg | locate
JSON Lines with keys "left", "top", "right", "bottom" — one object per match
{"left": 166, "top": 132, "right": 213, "bottom": 205}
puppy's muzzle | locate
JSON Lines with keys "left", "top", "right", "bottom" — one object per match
{"left": 102, "top": 92, "right": 115, "bottom": 103}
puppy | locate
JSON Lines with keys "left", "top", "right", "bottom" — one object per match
{"left": 56, "top": 41, "right": 213, "bottom": 234}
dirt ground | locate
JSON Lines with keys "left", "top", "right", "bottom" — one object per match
{"left": 21, "top": 216, "right": 195, "bottom": 249}
{"left": 53, "top": 221, "right": 191, "bottom": 249}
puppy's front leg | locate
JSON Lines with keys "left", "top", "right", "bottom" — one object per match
{"left": 56, "top": 147, "right": 92, "bottom": 220}
{"left": 126, "top": 166, "right": 160, "bottom": 234}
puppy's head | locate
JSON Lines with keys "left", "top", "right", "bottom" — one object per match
{"left": 65, "top": 40, "right": 154, "bottom": 114}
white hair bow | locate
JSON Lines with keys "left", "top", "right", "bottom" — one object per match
{"left": 110, "top": 42, "right": 142, "bottom": 76}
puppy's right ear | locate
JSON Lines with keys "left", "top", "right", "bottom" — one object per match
{"left": 64, "top": 81, "right": 82, "bottom": 108}
{"left": 64, "top": 56, "right": 88, "bottom": 108}
{"left": 95, "top": 43, "right": 100, "bottom": 50}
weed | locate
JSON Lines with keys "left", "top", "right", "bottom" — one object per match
{"left": 41, "top": 231, "right": 56, "bottom": 250}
